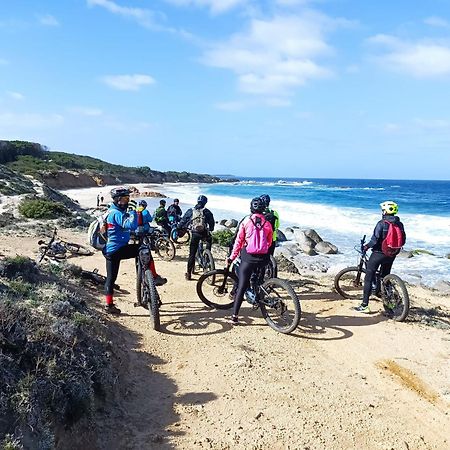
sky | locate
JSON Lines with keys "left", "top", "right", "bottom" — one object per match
{"left": 0, "top": 0, "right": 449, "bottom": 180}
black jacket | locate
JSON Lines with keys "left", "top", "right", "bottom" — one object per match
{"left": 367, "top": 215, "right": 406, "bottom": 252}
{"left": 167, "top": 204, "right": 182, "bottom": 219}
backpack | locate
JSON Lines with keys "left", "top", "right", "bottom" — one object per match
{"left": 190, "top": 207, "right": 206, "bottom": 233}
{"left": 87, "top": 211, "right": 109, "bottom": 250}
{"left": 381, "top": 220, "right": 405, "bottom": 257}
{"left": 245, "top": 215, "right": 271, "bottom": 255}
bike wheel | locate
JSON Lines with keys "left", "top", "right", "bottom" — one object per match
{"left": 196, "top": 269, "right": 237, "bottom": 309}
{"left": 136, "top": 263, "right": 142, "bottom": 305}
{"left": 64, "top": 242, "right": 93, "bottom": 256}
{"left": 381, "top": 274, "right": 410, "bottom": 322}
{"left": 143, "top": 269, "right": 160, "bottom": 330}
{"left": 39, "top": 246, "right": 66, "bottom": 260}
{"left": 172, "top": 228, "right": 190, "bottom": 244}
{"left": 202, "top": 249, "right": 215, "bottom": 280}
{"left": 265, "top": 255, "right": 278, "bottom": 279}
{"left": 334, "top": 266, "right": 366, "bottom": 299}
{"left": 155, "top": 237, "right": 176, "bottom": 261}
{"left": 259, "top": 278, "right": 301, "bottom": 334}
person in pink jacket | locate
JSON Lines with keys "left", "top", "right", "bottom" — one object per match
{"left": 228, "top": 197, "right": 273, "bottom": 324}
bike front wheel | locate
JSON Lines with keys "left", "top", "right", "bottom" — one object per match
{"left": 202, "top": 249, "right": 215, "bottom": 280}
{"left": 264, "top": 255, "right": 278, "bottom": 279}
{"left": 381, "top": 274, "right": 410, "bottom": 322}
{"left": 143, "top": 269, "right": 160, "bottom": 330}
{"left": 334, "top": 266, "right": 366, "bottom": 299}
{"left": 63, "top": 242, "right": 93, "bottom": 256}
{"left": 259, "top": 278, "right": 301, "bottom": 334}
{"left": 196, "top": 269, "right": 237, "bottom": 310}
{"left": 155, "top": 237, "right": 176, "bottom": 261}
{"left": 171, "top": 228, "right": 191, "bottom": 244}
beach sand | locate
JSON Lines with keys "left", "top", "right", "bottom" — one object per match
{"left": 0, "top": 187, "right": 449, "bottom": 449}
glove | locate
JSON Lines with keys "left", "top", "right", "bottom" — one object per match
{"left": 128, "top": 200, "right": 137, "bottom": 211}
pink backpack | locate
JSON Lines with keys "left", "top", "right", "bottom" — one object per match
{"left": 382, "top": 221, "right": 405, "bottom": 257}
{"left": 245, "top": 214, "right": 272, "bottom": 254}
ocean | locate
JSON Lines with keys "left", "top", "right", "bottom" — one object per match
{"left": 152, "top": 178, "right": 450, "bottom": 288}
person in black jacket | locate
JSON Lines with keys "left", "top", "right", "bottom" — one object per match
{"left": 178, "top": 195, "right": 215, "bottom": 280}
{"left": 355, "top": 201, "right": 406, "bottom": 313}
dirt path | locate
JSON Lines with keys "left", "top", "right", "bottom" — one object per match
{"left": 2, "top": 229, "right": 449, "bottom": 449}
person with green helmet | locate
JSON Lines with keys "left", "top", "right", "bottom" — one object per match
{"left": 355, "top": 201, "right": 406, "bottom": 314}
{"left": 259, "top": 194, "right": 280, "bottom": 255}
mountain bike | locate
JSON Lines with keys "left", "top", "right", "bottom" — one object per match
{"left": 334, "top": 235, "right": 410, "bottom": 321}
{"left": 132, "top": 227, "right": 175, "bottom": 261}
{"left": 194, "top": 236, "right": 215, "bottom": 276}
{"left": 134, "top": 233, "right": 161, "bottom": 331}
{"left": 169, "top": 216, "right": 191, "bottom": 244}
{"left": 37, "top": 228, "right": 93, "bottom": 262}
{"left": 196, "top": 260, "right": 301, "bottom": 334}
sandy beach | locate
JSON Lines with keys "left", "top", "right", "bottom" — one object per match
{"left": 0, "top": 185, "right": 449, "bottom": 449}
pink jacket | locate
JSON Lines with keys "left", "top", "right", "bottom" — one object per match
{"left": 230, "top": 213, "right": 273, "bottom": 260}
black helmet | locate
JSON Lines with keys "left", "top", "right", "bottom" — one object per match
{"left": 260, "top": 194, "right": 270, "bottom": 208}
{"left": 197, "top": 195, "right": 208, "bottom": 205}
{"left": 139, "top": 199, "right": 147, "bottom": 208}
{"left": 110, "top": 187, "right": 130, "bottom": 199}
{"left": 250, "top": 197, "right": 265, "bottom": 214}
{"left": 160, "top": 199, "right": 166, "bottom": 205}
{"left": 174, "top": 198, "right": 179, "bottom": 203}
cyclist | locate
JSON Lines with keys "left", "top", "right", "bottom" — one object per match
{"left": 355, "top": 201, "right": 406, "bottom": 313}
{"left": 137, "top": 199, "right": 152, "bottom": 232}
{"left": 154, "top": 199, "right": 171, "bottom": 235}
{"left": 227, "top": 197, "right": 273, "bottom": 324}
{"left": 167, "top": 198, "right": 182, "bottom": 221}
{"left": 178, "top": 195, "right": 215, "bottom": 280}
{"left": 260, "top": 194, "right": 280, "bottom": 255}
{"left": 103, "top": 187, "right": 167, "bottom": 315}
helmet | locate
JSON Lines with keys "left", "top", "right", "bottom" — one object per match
{"left": 380, "top": 201, "right": 398, "bottom": 215}
{"left": 160, "top": 199, "right": 166, "bottom": 205}
{"left": 260, "top": 194, "right": 270, "bottom": 208}
{"left": 250, "top": 197, "right": 265, "bottom": 214}
{"left": 173, "top": 198, "right": 179, "bottom": 203}
{"left": 138, "top": 200, "right": 147, "bottom": 208}
{"left": 110, "top": 187, "right": 130, "bottom": 199}
{"left": 197, "top": 195, "right": 208, "bottom": 205}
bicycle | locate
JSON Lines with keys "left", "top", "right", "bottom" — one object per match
{"left": 196, "top": 260, "right": 301, "bottom": 334}
{"left": 134, "top": 232, "right": 161, "bottom": 331}
{"left": 132, "top": 227, "right": 175, "bottom": 261}
{"left": 37, "top": 228, "right": 93, "bottom": 262}
{"left": 194, "top": 236, "right": 215, "bottom": 276}
{"left": 169, "top": 216, "right": 191, "bottom": 244}
{"left": 334, "top": 235, "right": 410, "bottom": 321}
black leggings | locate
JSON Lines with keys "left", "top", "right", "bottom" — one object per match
{"left": 233, "top": 255, "right": 268, "bottom": 316}
{"left": 362, "top": 251, "right": 395, "bottom": 305}
{"left": 104, "top": 244, "right": 154, "bottom": 296}
{"left": 187, "top": 232, "right": 212, "bottom": 274}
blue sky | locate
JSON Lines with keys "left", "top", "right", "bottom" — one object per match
{"left": 0, "top": 0, "right": 449, "bottom": 180}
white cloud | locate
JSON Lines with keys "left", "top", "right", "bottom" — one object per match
{"left": 101, "top": 74, "right": 155, "bottom": 91}
{"left": 69, "top": 106, "right": 103, "bottom": 116}
{"left": 424, "top": 16, "right": 449, "bottom": 28}
{"left": 0, "top": 112, "right": 64, "bottom": 129}
{"left": 38, "top": 14, "right": 60, "bottom": 27}
{"left": 368, "top": 34, "right": 450, "bottom": 78}
{"left": 203, "top": 12, "right": 339, "bottom": 97}
{"left": 6, "top": 91, "right": 25, "bottom": 100}
{"left": 165, "top": 0, "right": 246, "bottom": 14}
{"left": 87, "top": 0, "right": 160, "bottom": 28}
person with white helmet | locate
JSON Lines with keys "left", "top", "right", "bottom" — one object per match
{"left": 355, "top": 201, "right": 406, "bottom": 313}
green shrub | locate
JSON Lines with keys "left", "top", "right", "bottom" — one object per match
{"left": 0, "top": 256, "right": 39, "bottom": 282}
{"left": 212, "top": 229, "right": 235, "bottom": 248}
{"left": 18, "top": 198, "right": 69, "bottom": 219}
{"left": 410, "top": 249, "right": 435, "bottom": 256}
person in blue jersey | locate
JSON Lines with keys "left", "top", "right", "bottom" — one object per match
{"left": 103, "top": 187, "right": 167, "bottom": 315}
{"left": 137, "top": 199, "right": 153, "bottom": 232}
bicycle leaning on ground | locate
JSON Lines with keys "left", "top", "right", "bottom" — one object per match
{"left": 134, "top": 231, "right": 162, "bottom": 331}
{"left": 37, "top": 227, "right": 93, "bottom": 262}
{"left": 334, "top": 235, "right": 410, "bottom": 321}
{"left": 196, "top": 259, "right": 301, "bottom": 334}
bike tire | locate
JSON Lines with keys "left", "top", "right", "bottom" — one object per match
{"left": 381, "top": 274, "right": 410, "bottom": 322}
{"left": 39, "top": 246, "right": 66, "bottom": 260}
{"left": 171, "top": 228, "right": 191, "bottom": 244}
{"left": 265, "top": 255, "right": 278, "bottom": 279}
{"left": 63, "top": 242, "right": 93, "bottom": 256}
{"left": 143, "top": 269, "right": 160, "bottom": 330}
{"left": 202, "top": 249, "right": 215, "bottom": 279}
{"left": 259, "top": 278, "right": 301, "bottom": 334}
{"left": 334, "top": 266, "right": 366, "bottom": 299}
{"left": 196, "top": 268, "right": 237, "bottom": 310}
{"left": 136, "top": 263, "right": 142, "bottom": 305}
{"left": 155, "top": 237, "right": 176, "bottom": 261}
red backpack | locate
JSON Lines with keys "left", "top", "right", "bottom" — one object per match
{"left": 382, "top": 221, "right": 405, "bottom": 257}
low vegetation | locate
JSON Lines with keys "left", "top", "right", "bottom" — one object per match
{"left": 212, "top": 229, "right": 235, "bottom": 248}
{"left": 18, "top": 198, "right": 70, "bottom": 220}
{"left": 0, "top": 256, "right": 114, "bottom": 449}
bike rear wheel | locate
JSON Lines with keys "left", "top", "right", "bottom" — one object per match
{"left": 334, "top": 266, "right": 366, "bottom": 299}
{"left": 143, "top": 269, "right": 160, "bottom": 330}
{"left": 381, "top": 274, "right": 409, "bottom": 322}
{"left": 39, "top": 246, "right": 66, "bottom": 260}
{"left": 202, "top": 249, "right": 215, "bottom": 280}
{"left": 265, "top": 255, "right": 278, "bottom": 279}
{"left": 63, "top": 242, "right": 93, "bottom": 256}
{"left": 155, "top": 237, "right": 176, "bottom": 261}
{"left": 196, "top": 269, "right": 237, "bottom": 310}
{"left": 259, "top": 278, "right": 301, "bottom": 334}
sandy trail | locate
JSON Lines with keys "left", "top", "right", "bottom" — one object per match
{"left": 1, "top": 228, "right": 449, "bottom": 450}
